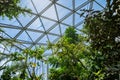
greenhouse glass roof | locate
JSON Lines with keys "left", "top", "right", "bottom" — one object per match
{"left": 0, "top": 0, "right": 106, "bottom": 54}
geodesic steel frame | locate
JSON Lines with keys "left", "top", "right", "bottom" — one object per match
{"left": 0, "top": 0, "right": 107, "bottom": 80}
{"left": 0, "top": 0, "right": 106, "bottom": 54}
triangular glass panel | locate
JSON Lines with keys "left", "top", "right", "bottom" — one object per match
{"left": 38, "top": 35, "right": 48, "bottom": 44}
{"left": 49, "top": 25, "right": 61, "bottom": 35}
{"left": 93, "top": 1, "right": 105, "bottom": 11}
{"left": 9, "top": 47, "right": 17, "bottom": 53}
{"left": 10, "top": 45, "right": 24, "bottom": 52}
{"left": 75, "top": 0, "right": 87, "bottom": 8}
{"left": 11, "top": 47, "right": 21, "bottom": 54}
{"left": 42, "top": 5, "right": 57, "bottom": 20}
{"left": 13, "top": 44, "right": 26, "bottom": 50}
{"left": 27, "top": 30, "right": 42, "bottom": 41}
{"left": 57, "top": 0, "right": 72, "bottom": 9}
{"left": 2, "top": 45, "right": 12, "bottom": 54}
{"left": 44, "top": 49, "right": 52, "bottom": 56}
{"left": 76, "top": 3, "right": 92, "bottom": 16}
{"left": 17, "top": 31, "right": 32, "bottom": 42}
{"left": 62, "top": 14, "right": 73, "bottom": 26}
{"left": 53, "top": 37, "right": 60, "bottom": 43}
{"left": 60, "top": 24, "right": 69, "bottom": 35}
{"left": 0, "top": 17, "right": 20, "bottom": 26}
{"left": 95, "top": 0, "right": 106, "bottom": 8}
{"left": 56, "top": 4, "right": 71, "bottom": 19}
{"left": 1, "top": 32, "right": 11, "bottom": 39}
{"left": 41, "top": 18, "right": 56, "bottom": 30}
{"left": 78, "top": 4, "right": 90, "bottom": 11}
{"left": 32, "top": 0, "right": 51, "bottom": 13}
{"left": 22, "top": 44, "right": 31, "bottom": 48}
{"left": 76, "top": 23, "right": 84, "bottom": 30}
{"left": 20, "top": 0, "right": 37, "bottom": 13}
{"left": 3, "top": 49, "right": 10, "bottom": 54}
{"left": 75, "top": 13, "right": 84, "bottom": 25}
{"left": 31, "top": 44, "right": 41, "bottom": 50}
{"left": 17, "top": 13, "right": 35, "bottom": 26}
{"left": 76, "top": 1, "right": 95, "bottom": 16}
{"left": 0, "top": 44, "right": 5, "bottom": 53}
{"left": 31, "top": 46, "right": 36, "bottom": 50}
{"left": 3, "top": 28, "right": 20, "bottom": 38}
{"left": 48, "top": 34, "right": 58, "bottom": 42}
{"left": 28, "top": 18, "right": 44, "bottom": 31}
{"left": 76, "top": 29, "right": 82, "bottom": 34}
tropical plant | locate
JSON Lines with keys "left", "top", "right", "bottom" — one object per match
{"left": 48, "top": 27, "right": 93, "bottom": 80}
{"left": 0, "top": 47, "right": 45, "bottom": 80}
{"left": 0, "top": 0, "right": 31, "bottom": 79}
{"left": 0, "top": 0, "right": 30, "bottom": 19}
{"left": 83, "top": 0, "right": 120, "bottom": 79}
{"left": 48, "top": 0, "right": 120, "bottom": 79}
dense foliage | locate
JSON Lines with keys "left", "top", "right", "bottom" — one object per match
{"left": 48, "top": 0, "right": 120, "bottom": 80}
{"left": 48, "top": 27, "right": 91, "bottom": 80}
{"left": 0, "top": 0, "right": 30, "bottom": 19}
{"left": 83, "top": 0, "right": 120, "bottom": 79}
{"left": 0, "top": 47, "right": 44, "bottom": 80}
{"left": 64, "top": 27, "right": 79, "bottom": 44}
{"left": 0, "top": 1, "right": 32, "bottom": 79}
{"left": 0, "top": 0, "right": 120, "bottom": 80}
